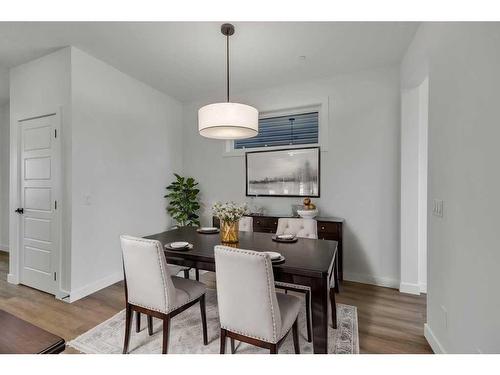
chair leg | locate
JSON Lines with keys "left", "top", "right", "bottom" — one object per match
{"left": 123, "top": 304, "right": 132, "bottom": 354}
{"left": 334, "top": 256, "right": 340, "bottom": 293}
{"left": 147, "top": 315, "right": 153, "bottom": 336}
{"left": 220, "top": 329, "right": 227, "bottom": 354}
{"left": 162, "top": 316, "right": 170, "bottom": 354}
{"left": 183, "top": 269, "right": 190, "bottom": 279}
{"left": 330, "top": 288, "right": 337, "bottom": 329}
{"left": 305, "top": 290, "right": 312, "bottom": 343}
{"left": 270, "top": 344, "right": 278, "bottom": 354}
{"left": 135, "top": 311, "right": 141, "bottom": 333}
{"left": 230, "top": 338, "right": 235, "bottom": 354}
{"left": 195, "top": 268, "right": 200, "bottom": 281}
{"left": 200, "top": 294, "right": 208, "bottom": 345}
{"left": 292, "top": 317, "right": 300, "bottom": 354}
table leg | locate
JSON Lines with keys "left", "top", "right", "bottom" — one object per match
{"left": 310, "top": 276, "right": 329, "bottom": 354}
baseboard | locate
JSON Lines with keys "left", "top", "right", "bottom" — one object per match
{"left": 424, "top": 323, "right": 446, "bottom": 354}
{"left": 399, "top": 282, "right": 421, "bottom": 295}
{"left": 343, "top": 272, "right": 399, "bottom": 289}
{"left": 68, "top": 272, "right": 123, "bottom": 303}
{"left": 0, "top": 244, "right": 8, "bottom": 252}
{"left": 7, "top": 273, "right": 19, "bottom": 284}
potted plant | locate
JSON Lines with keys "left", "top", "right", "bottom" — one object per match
{"left": 212, "top": 201, "right": 249, "bottom": 243}
{"left": 164, "top": 174, "right": 201, "bottom": 227}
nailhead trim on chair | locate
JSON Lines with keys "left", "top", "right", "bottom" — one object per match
{"left": 216, "top": 246, "right": 280, "bottom": 342}
{"left": 275, "top": 281, "right": 310, "bottom": 291}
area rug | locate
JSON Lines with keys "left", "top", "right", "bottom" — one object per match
{"left": 69, "top": 289, "right": 358, "bottom": 354}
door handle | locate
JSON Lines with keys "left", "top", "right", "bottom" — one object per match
{"left": 15, "top": 208, "right": 24, "bottom": 214}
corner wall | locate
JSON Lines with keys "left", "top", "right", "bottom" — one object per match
{"left": 402, "top": 22, "right": 500, "bottom": 353}
{"left": 8, "top": 47, "right": 184, "bottom": 301}
{"left": 69, "top": 48, "right": 183, "bottom": 300}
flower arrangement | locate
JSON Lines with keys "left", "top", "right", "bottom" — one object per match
{"left": 212, "top": 201, "right": 249, "bottom": 223}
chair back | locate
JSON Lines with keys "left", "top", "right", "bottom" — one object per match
{"left": 120, "top": 235, "right": 176, "bottom": 313}
{"left": 239, "top": 216, "right": 253, "bottom": 232}
{"left": 214, "top": 245, "right": 282, "bottom": 343}
{"left": 276, "top": 218, "right": 318, "bottom": 239}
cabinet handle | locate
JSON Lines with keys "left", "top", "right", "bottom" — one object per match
{"left": 256, "top": 221, "right": 260, "bottom": 224}
{"left": 321, "top": 226, "right": 325, "bottom": 230}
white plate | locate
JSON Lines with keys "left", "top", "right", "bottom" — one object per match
{"left": 169, "top": 241, "right": 189, "bottom": 249}
{"left": 277, "top": 234, "right": 295, "bottom": 240}
{"left": 200, "top": 227, "right": 218, "bottom": 231}
{"left": 263, "top": 251, "right": 282, "bottom": 260}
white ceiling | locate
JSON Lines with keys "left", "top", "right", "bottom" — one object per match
{"left": 0, "top": 22, "right": 419, "bottom": 104}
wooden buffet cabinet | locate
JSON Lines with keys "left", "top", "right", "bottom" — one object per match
{"left": 213, "top": 214, "right": 345, "bottom": 280}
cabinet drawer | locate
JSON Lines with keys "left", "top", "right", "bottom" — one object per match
{"left": 253, "top": 217, "right": 278, "bottom": 233}
{"left": 317, "top": 221, "right": 340, "bottom": 238}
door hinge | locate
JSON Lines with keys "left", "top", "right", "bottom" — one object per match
{"left": 55, "top": 200, "right": 57, "bottom": 210}
{"left": 54, "top": 272, "right": 57, "bottom": 281}
{"left": 54, "top": 129, "right": 57, "bottom": 138}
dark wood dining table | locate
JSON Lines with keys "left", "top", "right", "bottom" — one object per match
{"left": 0, "top": 309, "right": 66, "bottom": 354}
{"left": 145, "top": 226, "right": 337, "bottom": 354}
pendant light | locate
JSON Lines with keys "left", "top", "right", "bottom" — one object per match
{"left": 198, "top": 23, "right": 259, "bottom": 139}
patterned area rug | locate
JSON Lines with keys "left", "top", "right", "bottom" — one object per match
{"left": 69, "top": 289, "right": 359, "bottom": 354}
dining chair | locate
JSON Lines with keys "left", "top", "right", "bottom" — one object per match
{"left": 275, "top": 218, "right": 338, "bottom": 340}
{"left": 120, "top": 235, "right": 208, "bottom": 354}
{"left": 238, "top": 216, "right": 253, "bottom": 232}
{"left": 134, "top": 264, "right": 191, "bottom": 334}
{"left": 214, "top": 245, "right": 301, "bottom": 354}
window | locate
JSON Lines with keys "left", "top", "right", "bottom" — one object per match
{"left": 234, "top": 111, "right": 319, "bottom": 150}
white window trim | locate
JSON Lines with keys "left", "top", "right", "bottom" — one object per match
{"left": 223, "top": 97, "right": 330, "bottom": 157}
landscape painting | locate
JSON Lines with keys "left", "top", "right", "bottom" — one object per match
{"left": 246, "top": 147, "right": 320, "bottom": 197}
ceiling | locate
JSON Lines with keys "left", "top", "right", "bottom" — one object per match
{"left": 0, "top": 22, "right": 419, "bottom": 105}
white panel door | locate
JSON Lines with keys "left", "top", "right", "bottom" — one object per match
{"left": 18, "top": 114, "right": 60, "bottom": 295}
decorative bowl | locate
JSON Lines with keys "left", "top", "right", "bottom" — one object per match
{"left": 297, "top": 209, "right": 319, "bottom": 219}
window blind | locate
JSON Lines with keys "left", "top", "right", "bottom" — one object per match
{"left": 234, "top": 111, "right": 319, "bottom": 149}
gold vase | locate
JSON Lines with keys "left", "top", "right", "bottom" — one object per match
{"left": 220, "top": 220, "right": 239, "bottom": 243}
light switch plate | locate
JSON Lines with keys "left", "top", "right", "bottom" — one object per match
{"left": 433, "top": 199, "right": 443, "bottom": 217}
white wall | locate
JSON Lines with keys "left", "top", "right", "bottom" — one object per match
{"left": 402, "top": 23, "right": 500, "bottom": 353}
{"left": 69, "top": 48, "right": 183, "bottom": 299}
{"left": 9, "top": 47, "right": 183, "bottom": 300}
{"left": 183, "top": 65, "right": 402, "bottom": 287}
{"left": 0, "top": 103, "right": 9, "bottom": 251}
{"left": 9, "top": 48, "right": 71, "bottom": 288}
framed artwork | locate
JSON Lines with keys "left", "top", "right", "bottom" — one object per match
{"left": 245, "top": 147, "right": 320, "bottom": 197}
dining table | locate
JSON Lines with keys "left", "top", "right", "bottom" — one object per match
{"left": 145, "top": 226, "right": 337, "bottom": 354}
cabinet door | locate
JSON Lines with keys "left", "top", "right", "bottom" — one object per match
{"left": 317, "top": 221, "right": 341, "bottom": 240}
{"left": 253, "top": 217, "right": 278, "bottom": 233}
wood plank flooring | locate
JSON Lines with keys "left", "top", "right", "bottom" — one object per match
{"left": 0, "top": 251, "right": 432, "bottom": 354}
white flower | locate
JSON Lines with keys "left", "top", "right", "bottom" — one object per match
{"left": 212, "top": 201, "right": 249, "bottom": 223}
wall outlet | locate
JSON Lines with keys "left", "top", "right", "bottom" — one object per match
{"left": 433, "top": 199, "right": 444, "bottom": 217}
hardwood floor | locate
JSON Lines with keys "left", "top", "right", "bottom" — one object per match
{"left": 0, "top": 251, "right": 432, "bottom": 354}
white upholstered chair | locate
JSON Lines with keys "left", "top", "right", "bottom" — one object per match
{"left": 238, "top": 216, "right": 253, "bottom": 232}
{"left": 120, "top": 235, "right": 208, "bottom": 354}
{"left": 134, "top": 263, "right": 192, "bottom": 334}
{"left": 214, "top": 245, "right": 301, "bottom": 354}
{"left": 275, "top": 218, "right": 338, "bottom": 340}
{"left": 276, "top": 217, "right": 318, "bottom": 239}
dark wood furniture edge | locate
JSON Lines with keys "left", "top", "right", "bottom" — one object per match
{"left": 213, "top": 214, "right": 344, "bottom": 281}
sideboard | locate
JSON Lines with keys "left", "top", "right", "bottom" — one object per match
{"left": 213, "top": 214, "right": 345, "bottom": 281}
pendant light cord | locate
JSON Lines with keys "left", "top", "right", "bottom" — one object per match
{"left": 226, "top": 33, "right": 230, "bottom": 102}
